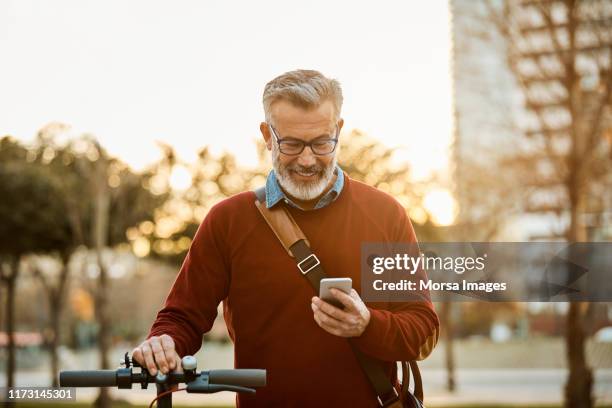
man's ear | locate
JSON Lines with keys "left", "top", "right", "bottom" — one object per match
{"left": 260, "top": 122, "right": 272, "bottom": 151}
{"left": 337, "top": 118, "right": 345, "bottom": 136}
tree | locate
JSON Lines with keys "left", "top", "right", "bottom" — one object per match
{"left": 0, "top": 125, "right": 165, "bottom": 406}
{"left": 134, "top": 131, "right": 440, "bottom": 268}
{"left": 338, "top": 130, "right": 439, "bottom": 239}
{"left": 480, "top": 1, "right": 612, "bottom": 406}
{"left": 23, "top": 127, "right": 166, "bottom": 407}
{"left": 0, "top": 137, "right": 72, "bottom": 395}
{"left": 24, "top": 255, "right": 71, "bottom": 387}
{"left": 135, "top": 143, "right": 263, "bottom": 265}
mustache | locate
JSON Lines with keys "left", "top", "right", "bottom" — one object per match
{"left": 286, "top": 163, "right": 324, "bottom": 173}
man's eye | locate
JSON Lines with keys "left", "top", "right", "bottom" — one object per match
{"left": 283, "top": 141, "right": 303, "bottom": 149}
{"left": 313, "top": 140, "right": 333, "bottom": 147}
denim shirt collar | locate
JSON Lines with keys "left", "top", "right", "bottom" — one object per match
{"left": 265, "top": 165, "right": 344, "bottom": 210}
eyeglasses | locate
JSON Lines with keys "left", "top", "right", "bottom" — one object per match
{"left": 269, "top": 124, "right": 339, "bottom": 156}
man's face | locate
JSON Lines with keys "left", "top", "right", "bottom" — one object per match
{"left": 261, "top": 100, "right": 344, "bottom": 201}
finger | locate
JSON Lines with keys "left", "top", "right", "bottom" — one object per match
{"left": 312, "top": 296, "right": 353, "bottom": 322}
{"left": 349, "top": 288, "right": 363, "bottom": 302}
{"left": 312, "top": 300, "right": 358, "bottom": 327}
{"left": 348, "top": 289, "right": 370, "bottom": 315}
{"left": 150, "top": 337, "right": 170, "bottom": 374}
{"left": 131, "top": 346, "right": 144, "bottom": 366}
{"left": 312, "top": 304, "right": 352, "bottom": 332}
{"left": 312, "top": 303, "right": 342, "bottom": 328}
{"left": 312, "top": 302, "right": 345, "bottom": 326}
{"left": 160, "top": 335, "right": 177, "bottom": 370}
{"left": 331, "top": 288, "right": 357, "bottom": 311}
{"left": 140, "top": 342, "right": 158, "bottom": 376}
{"left": 313, "top": 312, "right": 345, "bottom": 337}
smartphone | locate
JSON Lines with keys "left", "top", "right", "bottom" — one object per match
{"left": 319, "top": 277, "right": 352, "bottom": 308}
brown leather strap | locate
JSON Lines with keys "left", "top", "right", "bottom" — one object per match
{"left": 401, "top": 361, "right": 424, "bottom": 403}
{"left": 253, "top": 187, "right": 406, "bottom": 407}
{"left": 410, "top": 361, "right": 424, "bottom": 402}
{"left": 401, "top": 361, "right": 410, "bottom": 398}
{"left": 254, "top": 199, "right": 309, "bottom": 257}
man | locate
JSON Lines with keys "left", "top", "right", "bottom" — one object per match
{"left": 133, "top": 69, "right": 439, "bottom": 407}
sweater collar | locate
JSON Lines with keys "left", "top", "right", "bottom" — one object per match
{"left": 265, "top": 165, "right": 345, "bottom": 210}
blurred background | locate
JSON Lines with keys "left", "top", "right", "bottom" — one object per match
{"left": 0, "top": 0, "right": 611, "bottom": 407}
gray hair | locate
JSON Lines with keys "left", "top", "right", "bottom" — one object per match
{"left": 263, "top": 69, "right": 343, "bottom": 125}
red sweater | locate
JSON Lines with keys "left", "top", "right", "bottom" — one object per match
{"left": 148, "top": 174, "right": 439, "bottom": 407}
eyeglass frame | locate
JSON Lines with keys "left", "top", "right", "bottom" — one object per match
{"left": 268, "top": 123, "right": 339, "bottom": 156}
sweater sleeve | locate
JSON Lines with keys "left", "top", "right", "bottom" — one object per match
{"left": 351, "top": 207, "right": 440, "bottom": 362}
{"left": 147, "top": 205, "right": 230, "bottom": 357}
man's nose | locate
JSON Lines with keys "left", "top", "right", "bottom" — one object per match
{"left": 297, "top": 145, "right": 317, "bottom": 167}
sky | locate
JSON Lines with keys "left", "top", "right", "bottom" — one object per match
{"left": 1, "top": 0, "right": 453, "bottom": 183}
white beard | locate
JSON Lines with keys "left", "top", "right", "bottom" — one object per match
{"left": 272, "top": 144, "right": 337, "bottom": 201}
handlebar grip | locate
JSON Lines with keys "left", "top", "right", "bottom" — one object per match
{"left": 208, "top": 369, "right": 266, "bottom": 387}
{"left": 59, "top": 370, "right": 118, "bottom": 387}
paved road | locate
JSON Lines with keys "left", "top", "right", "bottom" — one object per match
{"left": 3, "top": 368, "right": 611, "bottom": 406}
{"left": 423, "top": 368, "right": 612, "bottom": 405}
{"left": 2, "top": 344, "right": 611, "bottom": 406}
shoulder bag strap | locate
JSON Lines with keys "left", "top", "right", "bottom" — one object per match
{"left": 253, "top": 187, "right": 410, "bottom": 407}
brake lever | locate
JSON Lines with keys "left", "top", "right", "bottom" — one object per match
{"left": 186, "top": 382, "right": 256, "bottom": 394}
{"left": 206, "top": 384, "right": 256, "bottom": 394}
{"left": 185, "top": 372, "right": 256, "bottom": 394}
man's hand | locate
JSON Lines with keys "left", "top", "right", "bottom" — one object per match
{"left": 311, "top": 288, "right": 371, "bottom": 337}
{"left": 131, "top": 334, "right": 183, "bottom": 376}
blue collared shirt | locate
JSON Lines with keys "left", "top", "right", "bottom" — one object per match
{"left": 265, "top": 165, "right": 345, "bottom": 210}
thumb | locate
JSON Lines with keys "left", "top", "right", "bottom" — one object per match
{"left": 331, "top": 288, "right": 355, "bottom": 310}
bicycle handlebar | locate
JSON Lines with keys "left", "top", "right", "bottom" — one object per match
{"left": 60, "top": 370, "right": 118, "bottom": 387}
{"left": 209, "top": 369, "right": 267, "bottom": 387}
{"left": 59, "top": 353, "right": 266, "bottom": 395}
{"left": 59, "top": 368, "right": 267, "bottom": 388}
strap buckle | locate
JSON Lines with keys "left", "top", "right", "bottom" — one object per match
{"left": 377, "top": 387, "right": 400, "bottom": 407}
{"left": 297, "top": 254, "right": 320, "bottom": 275}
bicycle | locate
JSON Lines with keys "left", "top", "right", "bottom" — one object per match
{"left": 59, "top": 352, "right": 266, "bottom": 408}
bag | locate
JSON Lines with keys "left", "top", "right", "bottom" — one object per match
{"left": 400, "top": 361, "right": 425, "bottom": 408}
{"left": 253, "top": 187, "right": 425, "bottom": 408}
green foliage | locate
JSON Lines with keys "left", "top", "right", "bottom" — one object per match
{"left": 0, "top": 134, "right": 165, "bottom": 259}
{"left": 107, "top": 166, "right": 166, "bottom": 247}
{"left": 147, "top": 132, "right": 438, "bottom": 265}
{"left": 29, "top": 135, "right": 165, "bottom": 248}
{"left": 0, "top": 138, "right": 72, "bottom": 258}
